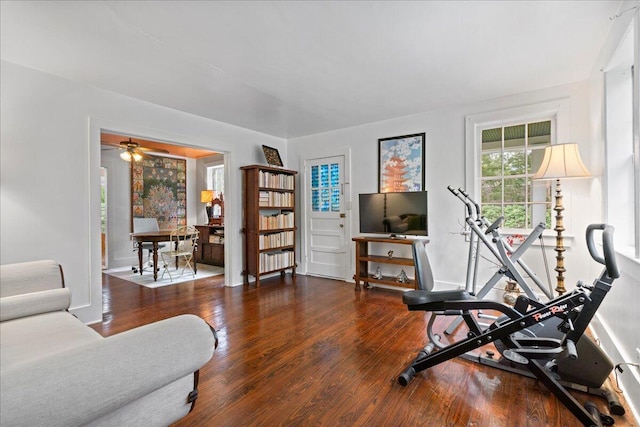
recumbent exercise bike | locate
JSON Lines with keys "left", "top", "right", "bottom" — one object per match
{"left": 398, "top": 224, "right": 621, "bottom": 427}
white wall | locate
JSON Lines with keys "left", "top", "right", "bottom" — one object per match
{"left": 0, "top": 60, "right": 286, "bottom": 323}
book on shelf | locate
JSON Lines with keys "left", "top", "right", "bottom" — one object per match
{"left": 259, "top": 212, "right": 294, "bottom": 230}
{"left": 259, "top": 170, "right": 294, "bottom": 190}
{"left": 258, "top": 230, "right": 294, "bottom": 249}
{"left": 258, "top": 191, "right": 293, "bottom": 207}
{"left": 259, "top": 250, "right": 295, "bottom": 273}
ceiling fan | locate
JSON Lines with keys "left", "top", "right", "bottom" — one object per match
{"left": 105, "top": 137, "right": 170, "bottom": 162}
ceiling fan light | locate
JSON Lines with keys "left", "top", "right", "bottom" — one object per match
{"left": 120, "top": 149, "right": 142, "bottom": 162}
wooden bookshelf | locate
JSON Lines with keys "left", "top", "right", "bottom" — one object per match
{"left": 241, "top": 165, "right": 297, "bottom": 286}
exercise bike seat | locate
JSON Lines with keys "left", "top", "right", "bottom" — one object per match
{"left": 406, "top": 241, "right": 476, "bottom": 308}
{"left": 403, "top": 289, "right": 475, "bottom": 307}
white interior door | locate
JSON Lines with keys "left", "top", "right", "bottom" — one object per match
{"left": 305, "top": 155, "right": 347, "bottom": 279}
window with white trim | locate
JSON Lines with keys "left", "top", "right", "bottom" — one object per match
{"left": 466, "top": 99, "right": 570, "bottom": 232}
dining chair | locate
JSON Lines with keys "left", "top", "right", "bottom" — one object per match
{"left": 160, "top": 226, "right": 199, "bottom": 281}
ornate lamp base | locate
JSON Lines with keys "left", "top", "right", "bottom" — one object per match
{"left": 553, "top": 179, "right": 566, "bottom": 295}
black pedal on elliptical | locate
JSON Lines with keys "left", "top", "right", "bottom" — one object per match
{"left": 502, "top": 349, "right": 528, "bottom": 365}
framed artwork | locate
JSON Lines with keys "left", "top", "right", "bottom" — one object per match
{"left": 378, "top": 133, "right": 425, "bottom": 193}
{"left": 131, "top": 154, "right": 187, "bottom": 230}
{"left": 262, "top": 145, "right": 283, "bottom": 167}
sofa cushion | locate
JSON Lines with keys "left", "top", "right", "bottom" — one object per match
{"left": 0, "top": 311, "right": 102, "bottom": 369}
{"left": 0, "top": 288, "right": 71, "bottom": 321}
{"left": 0, "top": 260, "right": 64, "bottom": 297}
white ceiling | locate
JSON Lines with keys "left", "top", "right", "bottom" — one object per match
{"left": 0, "top": 1, "right": 622, "bottom": 139}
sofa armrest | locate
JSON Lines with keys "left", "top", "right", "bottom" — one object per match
{"left": 0, "top": 314, "right": 217, "bottom": 427}
{"left": 0, "top": 260, "right": 64, "bottom": 297}
{"left": 0, "top": 288, "right": 71, "bottom": 321}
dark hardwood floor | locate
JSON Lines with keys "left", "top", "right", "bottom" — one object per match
{"left": 93, "top": 273, "right": 636, "bottom": 427}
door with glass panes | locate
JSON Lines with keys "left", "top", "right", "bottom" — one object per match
{"left": 305, "top": 155, "right": 346, "bottom": 279}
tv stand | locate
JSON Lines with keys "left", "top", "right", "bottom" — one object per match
{"left": 352, "top": 236, "right": 419, "bottom": 291}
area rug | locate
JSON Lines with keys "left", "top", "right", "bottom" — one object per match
{"left": 104, "top": 263, "right": 224, "bottom": 288}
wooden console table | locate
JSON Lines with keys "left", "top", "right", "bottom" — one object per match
{"left": 352, "top": 236, "right": 419, "bottom": 291}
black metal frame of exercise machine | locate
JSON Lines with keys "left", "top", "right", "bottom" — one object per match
{"left": 398, "top": 224, "right": 621, "bottom": 427}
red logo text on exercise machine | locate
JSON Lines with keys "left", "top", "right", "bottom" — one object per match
{"left": 532, "top": 304, "right": 568, "bottom": 322}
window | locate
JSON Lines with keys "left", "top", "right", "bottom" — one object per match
{"left": 206, "top": 165, "right": 224, "bottom": 196}
{"left": 466, "top": 99, "right": 570, "bottom": 231}
{"left": 480, "top": 120, "right": 552, "bottom": 229}
{"left": 465, "top": 99, "right": 576, "bottom": 233}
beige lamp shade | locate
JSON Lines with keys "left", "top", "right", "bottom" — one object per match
{"left": 532, "top": 143, "right": 590, "bottom": 180}
{"left": 200, "top": 190, "right": 214, "bottom": 204}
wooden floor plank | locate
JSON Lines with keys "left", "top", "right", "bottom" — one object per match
{"left": 93, "top": 273, "right": 636, "bottom": 427}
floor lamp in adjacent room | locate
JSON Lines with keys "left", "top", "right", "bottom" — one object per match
{"left": 532, "top": 143, "right": 590, "bottom": 295}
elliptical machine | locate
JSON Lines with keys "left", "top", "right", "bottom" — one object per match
{"left": 398, "top": 224, "right": 622, "bottom": 426}
{"left": 445, "top": 186, "right": 555, "bottom": 334}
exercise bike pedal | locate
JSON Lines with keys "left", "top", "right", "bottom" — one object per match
{"left": 502, "top": 349, "right": 529, "bottom": 365}
{"left": 584, "top": 401, "right": 614, "bottom": 426}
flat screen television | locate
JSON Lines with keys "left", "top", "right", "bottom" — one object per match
{"left": 359, "top": 191, "right": 428, "bottom": 236}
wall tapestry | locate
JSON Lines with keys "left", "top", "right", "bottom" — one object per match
{"left": 131, "top": 155, "right": 186, "bottom": 229}
{"left": 378, "top": 132, "right": 425, "bottom": 193}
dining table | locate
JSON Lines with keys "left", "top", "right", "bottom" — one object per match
{"left": 130, "top": 230, "right": 198, "bottom": 281}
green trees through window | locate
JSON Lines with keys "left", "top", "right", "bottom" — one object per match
{"left": 480, "top": 121, "right": 552, "bottom": 229}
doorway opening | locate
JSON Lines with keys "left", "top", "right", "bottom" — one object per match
{"left": 99, "top": 131, "right": 225, "bottom": 276}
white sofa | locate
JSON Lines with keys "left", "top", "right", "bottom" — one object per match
{"left": 0, "top": 260, "right": 217, "bottom": 426}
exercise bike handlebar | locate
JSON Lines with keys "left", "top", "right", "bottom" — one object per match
{"left": 586, "top": 224, "right": 619, "bottom": 279}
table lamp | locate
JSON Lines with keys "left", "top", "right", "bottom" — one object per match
{"left": 200, "top": 190, "right": 214, "bottom": 224}
{"left": 532, "top": 143, "right": 590, "bottom": 295}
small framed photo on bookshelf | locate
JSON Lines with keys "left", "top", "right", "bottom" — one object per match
{"left": 262, "top": 145, "right": 283, "bottom": 167}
